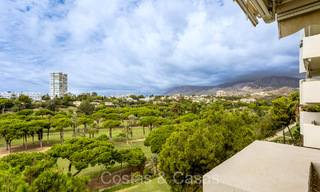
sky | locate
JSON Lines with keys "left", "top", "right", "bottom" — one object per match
{"left": 0, "top": 0, "right": 300, "bottom": 96}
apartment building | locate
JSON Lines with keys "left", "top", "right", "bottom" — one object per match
{"left": 0, "top": 91, "right": 42, "bottom": 101}
{"left": 204, "top": 1, "right": 320, "bottom": 191}
{"left": 216, "top": 90, "right": 226, "bottom": 97}
{"left": 50, "top": 72, "right": 68, "bottom": 99}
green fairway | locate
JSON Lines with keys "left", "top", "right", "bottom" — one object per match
{"left": 0, "top": 124, "right": 152, "bottom": 180}
{"left": 116, "top": 178, "right": 170, "bottom": 192}
{"left": 0, "top": 126, "right": 150, "bottom": 148}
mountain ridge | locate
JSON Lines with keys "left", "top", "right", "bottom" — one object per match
{"left": 165, "top": 76, "right": 300, "bottom": 95}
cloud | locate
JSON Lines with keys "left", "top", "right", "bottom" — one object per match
{"left": 0, "top": 0, "right": 300, "bottom": 95}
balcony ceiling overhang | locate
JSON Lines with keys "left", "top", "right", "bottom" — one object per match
{"left": 233, "top": 0, "right": 320, "bottom": 38}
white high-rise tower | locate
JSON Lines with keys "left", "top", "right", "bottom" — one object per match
{"left": 50, "top": 72, "right": 68, "bottom": 99}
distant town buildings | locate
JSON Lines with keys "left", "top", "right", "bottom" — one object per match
{"left": 50, "top": 72, "right": 68, "bottom": 99}
{"left": 0, "top": 91, "right": 42, "bottom": 101}
{"left": 251, "top": 92, "right": 265, "bottom": 96}
{"left": 172, "top": 94, "right": 182, "bottom": 101}
{"left": 104, "top": 102, "right": 115, "bottom": 106}
{"left": 240, "top": 98, "right": 257, "bottom": 103}
{"left": 216, "top": 90, "right": 226, "bottom": 97}
{"left": 72, "top": 101, "right": 81, "bottom": 106}
{"left": 139, "top": 97, "right": 154, "bottom": 102}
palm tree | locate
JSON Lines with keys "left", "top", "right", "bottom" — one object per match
{"left": 78, "top": 116, "right": 93, "bottom": 136}
{"left": 88, "top": 123, "right": 99, "bottom": 138}
{"left": 123, "top": 123, "right": 131, "bottom": 144}
{"left": 128, "top": 115, "right": 138, "bottom": 140}
{"left": 70, "top": 116, "right": 79, "bottom": 138}
{"left": 76, "top": 128, "right": 85, "bottom": 137}
{"left": 147, "top": 153, "right": 159, "bottom": 175}
{"left": 102, "top": 120, "right": 121, "bottom": 143}
{"left": 51, "top": 118, "right": 72, "bottom": 143}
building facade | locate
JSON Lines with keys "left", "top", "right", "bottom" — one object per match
{"left": 0, "top": 91, "right": 42, "bottom": 101}
{"left": 204, "top": 1, "right": 320, "bottom": 192}
{"left": 299, "top": 26, "right": 320, "bottom": 149}
{"left": 216, "top": 90, "right": 226, "bottom": 97}
{"left": 50, "top": 72, "right": 68, "bottom": 99}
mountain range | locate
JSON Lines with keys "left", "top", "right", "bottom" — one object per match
{"left": 165, "top": 76, "right": 300, "bottom": 96}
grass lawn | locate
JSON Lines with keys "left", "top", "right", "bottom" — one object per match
{"left": 0, "top": 126, "right": 150, "bottom": 148}
{"left": 116, "top": 178, "right": 170, "bottom": 192}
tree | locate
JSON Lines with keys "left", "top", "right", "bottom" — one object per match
{"left": 191, "top": 102, "right": 200, "bottom": 114}
{"left": 128, "top": 114, "right": 138, "bottom": 139}
{"left": 0, "top": 152, "right": 57, "bottom": 172}
{"left": 42, "top": 94, "right": 50, "bottom": 101}
{"left": 100, "top": 107, "right": 117, "bottom": 114}
{"left": 78, "top": 115, "right": 94, "bottom": 136}
{"left": 138, "top": 116, "right": 158, "bottom": 132}
{"left": 174, "top": 113, "right": 199, "bottom": 124}
{"left": 92, "top": 111, "right": 105, "bottom": 128}
{"left": 159, "top": 121, "right": 225, "bottom": 192}
{"left": 95, "top": 144, "right": 118, "bottom": 182}
{"left": 31, "top": 168, "right": 90, "bottom": 191}
{"left": 124, "top": 148, "right": 146, "bottom": 174}
{"left": 0, "top": 119, "right": 24, "bottom": 153}
{"left": 123, "top": 123, "right": 131, "bottom": 144}
{"left": 47, "top": 138, "right": 116, "bottom": 176}
{"left": 20, "top": 121, "right": 31, "bottom": 149}
{"left": 170, "top": 103, "right": 184, "bottom": 116}
{"left": 136, "top": 108, "right": 162, "bottom": 117}
{"left": 203, "top": 109, "right": 256, "bottom": 158}
{"left": 35, "top": 109, "right": 53, "bottom": 117}
{"left": 138, "top": 95, "right": 145, "bottom": 99}
{"left": 159, "top": 110, "right": 256, "bottom": 191}
{"left": 144, "top": 125, "right": 176, "bottom": 154}
{"left": 271, "top": 96, "right": 295, "bottom": 144}
{"left": 102, "top": 120, "right": 121, "bottom": 143}
{"left": 0, "top": 98, "right": 12, "bottom": 114}
{"left": 128, "top": 114, "right": 138, "bottom": 126}
{"left": 92, "top": 92, "right": 98, "bottom": 97}
{"left": 0, "top": 153, "right": 89, "bottom": 192}
{"left": 147, "top": 153, "right": 159, "bottom": 175}
{"left": 88, "top": 123, "right": 99, "bottom": 138}
{"left": 0, "top": 162, "right": 30, "bottom": 191}
{"left": 96, "top": 134, "right": 109, "bottom": 141}
{"left": 154, "top": 117, "right": 172, "bottom": 127}
{"left": 289, "top": 91, "right": 300, "bottom": 123}
{"left": 45, "top": 98, "right": 60, "bottom": 112}
{"left": 254, "top": 114, "right": 278, "bottom": 139}
{"left": 16, "top": 109, "right": 34, "bottom": 116}
{"left": 51, "top": 118, "right": 72, "bottom": 143}
{"left": 78, "top": 100, "right": 94, "bottom": 115}
{"left": 30, "top": 120, "right": 50, "bottom": 147}
{"left": 115, "top": 149, "right": 131, "bottom": 176}
{"left": 248, "top": 103, "right": 256, "bottom": 110}
{"left": 62, "top": 95, "right": 74, "bottom": 106}
{"left": 52, "top": 113, "right": 68, "bottom": 120}
{"left": 17, "top": 94, "right": 33, "bottom": 109}
{"left": 105, "top": 113, "right": 121, "bottom": 120}
{"left": 130, "top": 95, "right": 138, "bottom": 100}
{"left": 70, "top": 115, "right": 79, "bottom": 138}
{"left": 44, "top": 116, "right": 53, "bottom": 144}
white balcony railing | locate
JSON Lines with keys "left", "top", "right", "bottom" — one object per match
{"left": 302, "top": 34, "right": 320, "bottom": 77}
{"left": 300, "top": 79, "right": 320, "bottom": 105}
{"left": 300, "top": 111, "right": 320, "bottom": 135}
{"left": 303, "top": 124, "right": 320, "bottom": 149}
